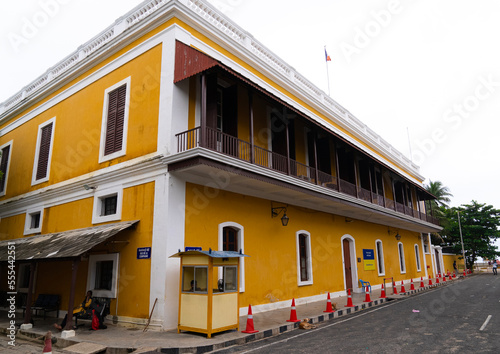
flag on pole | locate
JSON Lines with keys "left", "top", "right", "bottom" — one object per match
{"left": 325, "top": 48, "right": 331, "bottom": 62}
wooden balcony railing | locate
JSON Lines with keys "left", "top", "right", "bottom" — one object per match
{"left": 175, "top": 127, "right": 440, "bottom": 226}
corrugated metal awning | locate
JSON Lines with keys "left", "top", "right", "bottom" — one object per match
{"left": 0, "top": 220, "right": 139, "bottom": 262}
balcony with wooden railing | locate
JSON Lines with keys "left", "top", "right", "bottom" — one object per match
{"left": 175, "top": 127, "right": 440, "bottom": 226}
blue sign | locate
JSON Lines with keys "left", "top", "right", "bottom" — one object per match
{"left": 363, "top": 249, "right": 374, "bottom": 260}
{"left": 137, "top": 247, "right": 151, "bottom": 259}
{"left": 185, "top": 247, "right": 202, "bottom": 252}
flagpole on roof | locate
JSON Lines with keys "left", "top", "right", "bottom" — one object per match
{"left": 324, "top": 46, "right": 331, "bottom": 96}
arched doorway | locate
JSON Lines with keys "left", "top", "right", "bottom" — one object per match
{"left": 341, "top": 235, "right": 357, "bottom": 292}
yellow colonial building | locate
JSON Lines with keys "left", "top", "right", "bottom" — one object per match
{"left": 0, "top": 0, "right": 442, "bottom": 332}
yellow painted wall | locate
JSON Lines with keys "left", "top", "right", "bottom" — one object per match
{"left": 184, "top": 183, "right": 425, "bottom": 307}
{"left": 0, "top": 45, "right": 162, "bottom": 200}
{"left": 425, "top": 253, "right": 434, "bottom": 278}
{"left": 0, "top": 213, "right": 25, "bottom": 240}
{"left": 35, "top": 260, "right": 90, "bottom": 315}
{"left": 442, "top": 254, "right": 460, "bottom": 274}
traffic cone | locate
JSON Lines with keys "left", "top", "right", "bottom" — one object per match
{"left": 43, "top": 331, "right": 52, "bottom": 354}
{"left": 345, "top": 289, "right": 354, "bottom": 307}
{"left": 380, "top": 283, "right": 387, "bottom": 299}
{"left": 436, "top": 275, "right": 440, "bottom": 284}
{"left": 324, "top": 292, "right": 334, "bottom": 313}
{"left": 452, "top": 272, "right": 456, "bottom": 278}
{"left": 428, "top": 277, "right": 433, "bottom": 286}
{"left": 287, "top": 298, "right": 300, "bottom": 322}
{"left": 420, "top": 277, "right": 424, "bottom": 288}
{"left": 393, "top": 281, "right": 398, "bottom": 295}
{"left": 442, "top": 274, "right": 446, "bottom": 282}
{"left": 241, "top": 305, "right": 259, "bottom": 333}
{"left": 463, "top": 270, "right": 466, "bottom": 277}
{"left": 363, "top": 286, "right": 372, "bottom": 302}
{"left": 410, "top": 278, "right": 415, "bottom": 290}
{"left": 400, "top": 281, "right": 406, "bottom": 293}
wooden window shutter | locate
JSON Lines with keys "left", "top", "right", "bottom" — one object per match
{"left": 36, "top": 123, "right": 53, "bottom": 180}
{"left": 104, "top": 84, "right": 127, "bottom": 156}
{"left": 0, "top": 145, "right": 10, "bottom": 192}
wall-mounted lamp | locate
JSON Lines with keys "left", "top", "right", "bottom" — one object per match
{"left": 83, "top": 184, "right": 96, "bottom": 191}
{"left": 271, "top": 206, "right": 289, "bottom": 226}
{"left": 388, "top": 227, "right": 401, "bottom": 241}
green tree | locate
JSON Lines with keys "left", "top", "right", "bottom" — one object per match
{"left": 441, "top": 201, "right": 500, "bottom": 270}
{"left": 424, "top": 180, "right": 453, "bottom": 244}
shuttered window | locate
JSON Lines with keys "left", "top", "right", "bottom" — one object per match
{"left": 104, "top": 84, "right": 127, "bottom": 156}
{"left": 35, "top": 122, "right": 53, "bottom": 180}
{"left": 0, "top": 144, "right": 11, "bottom": 193}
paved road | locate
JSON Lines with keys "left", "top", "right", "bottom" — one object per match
{"left": 216, "top": 274, "right": 500, "bottom": 353}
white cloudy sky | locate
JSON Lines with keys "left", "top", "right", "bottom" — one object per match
{"left": 1, "top": 0, "right": 499, "bottom": 211}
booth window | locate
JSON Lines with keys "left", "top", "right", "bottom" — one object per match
{"left": 214, "top": 266, "right": 238, "bottom": 293}
{"left": 182, "top": 266, "right": 208, "bottom": 293}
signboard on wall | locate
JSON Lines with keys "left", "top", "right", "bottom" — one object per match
{"left": 363, "top": 248, "right": 376, "bottom": 270}
{"left": 137, "top": 247, "right": 151, "bottom": 259}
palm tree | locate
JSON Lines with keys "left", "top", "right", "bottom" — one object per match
{"left": 425, "top": 180, "right": 453, "bottom": 208}
{"left": 424, "top": 180, "right": 453, "bottom": 244}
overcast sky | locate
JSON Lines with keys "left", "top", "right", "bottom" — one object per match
{"left": 1, "top": 0, "right": 499, "bottom": 212}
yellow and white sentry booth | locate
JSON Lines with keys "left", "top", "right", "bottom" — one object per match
{"left": 170, "top": 248, "right": 249, "bottom": 338}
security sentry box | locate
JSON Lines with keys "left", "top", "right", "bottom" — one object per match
{"left": 170, "top": 248, "right": 249, "bottom": 338}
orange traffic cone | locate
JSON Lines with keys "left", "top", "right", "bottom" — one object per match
{"left": 241, "top": 305, "right": 258, "bottom": 333}
{"left": 436, "top": 275, "right": 440, "bottom": 284}
{"left": 410, "top": 278, "right": 415, "bottom": 290}
{"left": 400, "top": 281, "right": 406, "bottom": 293}
{"left": 43, "top": 331, "right": 52, "bottom": 354}
{"left": 363, "top": 286, "right": 372, "bottom": 302}
{"left": 380, "top": 283, "right": 387, "bottom": 299}
{"left": 442, "top": 274, "right": 446, "bottom": 282}
{"left": 393, "top": 281, "right": 398, "bottom": 295}
{"left": 324, "top": 292, "right": 334, "bottom": 313}
{"left": 463, "top": 270, "right": 466, "bottom": 276}
{"left": 287, "top": 298, "right": 300, "bottom": 322}
{"left": 345, "top": 289, "right": 354, "bottom": 307}
{"left": 419, "top": 277, "right": 424, "bottom": 288}
{"left": 428, "top": 277, "right": 433, "bottom": 286}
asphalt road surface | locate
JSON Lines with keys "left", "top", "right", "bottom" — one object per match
{"left": 216, "top": 274, "right": 500, "bottom": 353}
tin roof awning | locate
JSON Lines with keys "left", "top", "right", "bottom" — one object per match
{"left": 0, "top": 220, "right": 139, "bottom": 262}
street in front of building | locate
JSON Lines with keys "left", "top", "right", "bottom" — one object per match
{"left": 216, "top": 274, "right": 499, "bottom": 353}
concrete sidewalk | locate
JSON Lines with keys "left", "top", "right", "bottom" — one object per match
{"left": 1, "top": 276, "right": 465, "bottom": 354}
